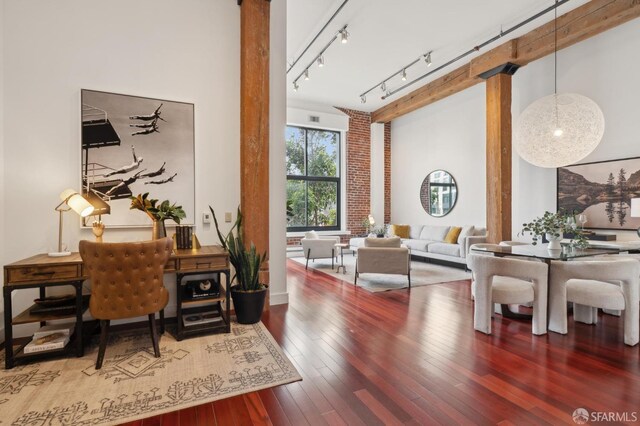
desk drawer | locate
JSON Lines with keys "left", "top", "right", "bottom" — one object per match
{"left": 179, "top": 256, "right": 227, "bottom": 271}
{"left": 7, "top": 264, "right": 79, "bottom": 284}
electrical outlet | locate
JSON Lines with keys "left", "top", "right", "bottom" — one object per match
{"left": 225, "top": 212, "right": 232, "bottom": 223}
{"left": 202, "top": 212, "right": 211, "bottom": 224}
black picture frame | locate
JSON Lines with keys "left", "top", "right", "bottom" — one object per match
{"left": 556, "top": 155, "right": 640, "bottom": 231}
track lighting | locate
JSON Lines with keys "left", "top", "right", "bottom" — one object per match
{"left": 401, "top": 69, "right": 407, "bottom": 81}
{"left": 292, "top": 24, "right": 349, "bottom": 89}
{"left": 340, "top": 28, "right": 349, "bottom": 44}
{"left": 424, "top": 51, "right": 432, "bottom": 67}
{"left": 293, "top": 81, "right": 299, "bottom": 92}
{"left": 360, "top": 95, "right": 366, "bottom": 104}
{"left": 380, "top": 82, "right": 386, "bottom": 92}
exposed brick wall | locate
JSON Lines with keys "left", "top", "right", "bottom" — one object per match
{"left": 336, "top": 107, "right": 371, "bottom": 236}
{"left": 286, "top": 235, "right": 350, "bottom": 246}
{"left": 384, "top": 122, "right": 391, "bottom": 224}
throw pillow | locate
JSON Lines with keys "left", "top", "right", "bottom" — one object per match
{"left": 304, "top": 230, "right": 319, "bottom": 239}
{"left": 457, "top": 225, "right": 475, "bottom": 245}
{"left": 390, "top": 224, "right": 410, "bottom": 239}
{"left": 444, "top": 227, "right": 462, "bottom": 244}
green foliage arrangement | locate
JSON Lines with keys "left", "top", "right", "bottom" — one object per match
{"left": 210, "top": 206, "right": 267, "bottom": 292}
{"left": 130, "top": 193, "right": 186, "bottom": 223}
{"left": 520, "top": 210, "right": 589, "bottom": 249}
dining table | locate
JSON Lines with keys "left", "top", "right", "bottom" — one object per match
{"left": 470, "top": 244, "right": 621, "bottom": 319}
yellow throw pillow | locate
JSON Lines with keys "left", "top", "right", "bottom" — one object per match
{"left": 390, "top": 224, "right": 410, "bottom": 239}
{"left": 444, "top": 226, "right": 462, "bottom": 244}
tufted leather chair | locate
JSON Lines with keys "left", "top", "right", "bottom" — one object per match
{"left": 79, "top": 238, "right": 173, "bottom": 369}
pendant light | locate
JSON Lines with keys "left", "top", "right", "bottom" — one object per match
{"left": 515, "top": 1, "right": 605, "bottom": 168}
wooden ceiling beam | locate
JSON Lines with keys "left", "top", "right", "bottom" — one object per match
{"left": 371, "top": 0, "right": 640, "bottom": 123}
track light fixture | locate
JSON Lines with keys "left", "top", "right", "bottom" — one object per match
{"left": 377, "top": 0, "right": 570, "bottom": 100}
{"left": 358, "top": 50, "right": 432, "bottom": 103}
{"left": 291, "top": 24, "right": 349, "bottom": 92}
{"left": 293, "top": 81, "right": 299, "bottom": 92}
{"left": 424, "top": 51, "right": 432, "bottom": 67}
{"left": 340, "top": 28, "right": 349, "bottom": 44}
{"left": 360, "top": 95, "right": 366, "bottom": 104}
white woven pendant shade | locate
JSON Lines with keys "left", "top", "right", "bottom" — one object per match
{"left": 515, "top": 93, "right": 605, "bottom": 168}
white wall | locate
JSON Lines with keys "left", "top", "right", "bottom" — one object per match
{"left": 391, "top": 18, "right": 640, "bottom": 240}
{"left": 391, "top": 83, "right": 486, "bottom": 227}
{"left": 1, "top": 0, "right": 287, "bottom": 337}
{"left": 269, "top": 0, "right": 288, "bottom": 305}
{"left": 370, "top": 123, "right": 385, "bottom": 224}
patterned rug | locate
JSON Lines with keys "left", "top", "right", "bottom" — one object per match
{"left": 0, "top": 322, "right": 301, "bottom": 425}
{"left": 291, "top": 255, "right": 471, "bottom": 292}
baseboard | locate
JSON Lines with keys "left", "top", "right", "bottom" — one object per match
{"left": 269, "top": 291, "right": 289, "bottom": 305}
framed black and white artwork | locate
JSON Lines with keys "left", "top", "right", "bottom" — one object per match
{"left": 557, "top": 156, "right": 640, "bottom": 231}
{"left": 81, "top": 89, "right": 194, "bottom": 227}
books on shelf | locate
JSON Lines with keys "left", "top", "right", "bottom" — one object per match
{"left": 182, "top": 311, "right": 223, "bottom": 327}
{"left": 33, "top": 322, "right": 75, "bottom": 339}
{"left": 24, "top": 333, "right": 71, "bottom": 354}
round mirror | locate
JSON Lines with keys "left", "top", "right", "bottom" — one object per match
{"left": 420, "top": 170, "right": 458, "bottom": 217}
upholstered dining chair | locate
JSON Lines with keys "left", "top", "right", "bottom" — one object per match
{"left": 79, "top": 238, "right": 173, "bottom": 369}
{"left": 548, "top": 258, "right": 640, "bottom": 346}
{"left": 467, "top": 249, "right": 549, "bottom": 335}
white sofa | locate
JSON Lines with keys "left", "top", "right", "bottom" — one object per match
{"left": 350, "top": 225, "right": 486, "bottom": 267}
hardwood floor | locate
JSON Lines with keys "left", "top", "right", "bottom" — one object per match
{"left": 122, "top": 259, "right": 640, "bottom": 425}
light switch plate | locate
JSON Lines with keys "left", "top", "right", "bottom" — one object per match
{"left": 225, "top": 212, "right": 232, "bottom": 223}
{"left": 202, "top": 212, "right": 211, "bottom": 224}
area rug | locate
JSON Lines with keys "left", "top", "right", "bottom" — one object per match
{"left": 0, "top": 322, "right": 301, "bottom": 425}
{"left": 291, "top": 255, "right": 471, "bottom": 292}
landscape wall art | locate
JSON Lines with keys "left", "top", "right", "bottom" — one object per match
{"left": 81, "top": 89, "right": 195, "bottom": 227}
{"left": 557, "top": 156, "right": 640, "bottom": 231}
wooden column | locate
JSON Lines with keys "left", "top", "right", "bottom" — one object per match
{"left": 240, "top": 0, "right": 270, "bottom": 293}
{"left": 485, "top": 72, "right": 512, "bottom": 244}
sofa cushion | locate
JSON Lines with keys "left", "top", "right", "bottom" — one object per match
{"left": 474, "top": 227, "right": 487, "bottom": 236}
{"left": 409, "top": 225, "right": 424, "bottom": 240}
{"left": 365, "top": 237, "right": 401, "bottom": 248}
{"left": 457, "top": 226, "right": 475, "bottom": 244}
{"left": 444, "top": 227, "right": 462, "bottom": 244}
{"left": 419, "top": 225, "right": 450, "bottom": 242}
{"left": 402, "top": 239, "right": 431, "bottom": 252}
{"left": 428, "top": 242, "right": 462, "bottom": 257}
{"left": 390, "top": 224, "right": 410, "bottom": 238}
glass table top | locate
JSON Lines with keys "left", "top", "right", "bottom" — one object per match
{"left": 471, "top": 244, "right": 620, "bottom": 261}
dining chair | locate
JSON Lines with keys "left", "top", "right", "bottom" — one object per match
{"left": 549, "top": 258, "right": 639, "bottom": 346}
{"left": 79, "top": 238, "right": 173, "bottom": 369}
{"left": 468, "top": 251, "right": 548, "bottom": 335}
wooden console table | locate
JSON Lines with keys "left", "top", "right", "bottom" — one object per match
{"left": 3, "top": 245, "right": 230, "bottom": 369}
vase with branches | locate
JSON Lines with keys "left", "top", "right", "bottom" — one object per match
{"left": 130, "top": 193, "right": 186, "bottom": 239}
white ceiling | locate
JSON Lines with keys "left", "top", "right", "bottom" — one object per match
{"left": 286, "top": 0, "right": 590, "bottom": 112}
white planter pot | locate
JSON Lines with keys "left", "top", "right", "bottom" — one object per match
{"left": 545, "top": 233, "right": 562, "bottom": 250}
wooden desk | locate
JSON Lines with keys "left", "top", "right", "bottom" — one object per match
{"left": 3, "top": 245, "right": 229, "bottom": 369}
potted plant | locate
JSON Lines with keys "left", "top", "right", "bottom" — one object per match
{"left": 521, "top": 210, "right": 588, "bottom": 250}
{"left": 210, "top": 206, "right": 268, "bottom": 324}
{"left": 130, "top": 193, "right": 186, "bottom": 239}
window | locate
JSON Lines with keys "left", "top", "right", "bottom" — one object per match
{"left": 286, "top": 125, "right": 340, "bottom": 231}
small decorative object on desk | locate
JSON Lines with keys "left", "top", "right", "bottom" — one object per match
{"left": 184, "top": 279, "right": 219, "bottom": 299}
{"left": 521, "top": 210, "right": 589, "bottom": 250}
{"left": 175, "top": 225, "right": 193, "bottom": 249}
{"left": 130, "top": 193, "right": 186, "bottom": 240}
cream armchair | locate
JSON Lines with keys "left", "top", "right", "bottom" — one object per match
{"left": 301, "top": 235, "right": 341, "bottom": 269}
{"left": 355, "top": 237, "right": 411, "bottom": 288}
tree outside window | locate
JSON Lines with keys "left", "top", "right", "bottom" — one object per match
{"left": 286, "top": 125, "right": 340, "bottom": 231}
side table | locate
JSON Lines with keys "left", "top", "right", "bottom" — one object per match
{"left": 335, "top": 243, "right": 349, "bottom": 274}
